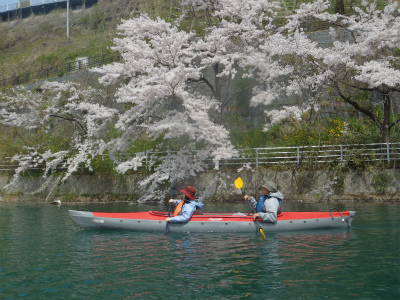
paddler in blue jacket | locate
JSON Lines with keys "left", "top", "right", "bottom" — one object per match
{"left": 244, "top": 181, "right": 284, "bottom": 223}
{"left": 166, "top": 185, "right": 204, "bottom": 223}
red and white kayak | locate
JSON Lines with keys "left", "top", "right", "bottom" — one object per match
{"left": 69, "top": 208, "right": 355, "bottom": 233}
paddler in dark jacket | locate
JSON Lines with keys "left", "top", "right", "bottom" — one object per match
{"left": 244, "top": 181, "right": 284, "bottom": 223}
{"left": 166, "top": 186, "right": 204, "bottom": 223}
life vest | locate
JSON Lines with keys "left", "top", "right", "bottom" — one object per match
{"left": 256, "top": 194, "right": 283, "bottom": 213}
{"left": 174, "top": 200, "right": 199, "bottom": 216}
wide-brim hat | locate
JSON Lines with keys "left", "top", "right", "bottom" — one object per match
{"left": 262, "top": 181, "right": 278, "bottom": 193}
{"left": 180, "top": 185, "right": 196, "bottom": 200}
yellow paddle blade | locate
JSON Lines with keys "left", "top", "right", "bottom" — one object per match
{"left": 259, "top": 228, "right": 266, "bottom": 239}
{"left": 234, "top": 177, "right": 243, "bottom": 190}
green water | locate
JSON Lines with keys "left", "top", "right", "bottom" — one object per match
{"left": 0, "top": 202, "right": 399, "bottom": 299}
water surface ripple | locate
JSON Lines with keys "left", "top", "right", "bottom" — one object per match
{"left": 0, "top": 202, "right": 398, "bottom": 299}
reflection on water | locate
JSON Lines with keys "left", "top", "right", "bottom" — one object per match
{"left": 66, "top": 230, "right": 357, "bottom": 299}
{"left": 0, "top": 202, "right": 398, "bottom": 299}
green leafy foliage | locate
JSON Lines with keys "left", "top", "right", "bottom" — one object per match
{"left": 230, "top": 115, "right": 398, "bottom": 151}
{"left": 372, "top": 171, "right": 390, "bottom": 195}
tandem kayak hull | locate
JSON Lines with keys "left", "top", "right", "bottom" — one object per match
{"left": 69, "top": 210, "right": 356, "bottom": 233}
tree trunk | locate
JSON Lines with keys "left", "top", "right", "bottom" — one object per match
{"left": 382, "top": 93, "right": 391, "bottom": 143}
{"left": 190, "top": 8, "right": 196, "bottom": 32}
{"left": 334, "top": 0, "right": 345, "bottom": 14}
{"left": 214, "top": 63, "right": 221, "bottom": 103}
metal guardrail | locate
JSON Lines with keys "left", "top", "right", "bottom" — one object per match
{"left": 1, "top": 142, "right": 399, "bottom": 174}
{"left": 0, "top": 160, "right": 19, "bottom": 171}
{"left": 0, "top": 0, "right": 85, "bottom": 14}
{"left": 140, "top": 142, "right": 400, "bottom": 170}
{"left": 0, "top": 52, "right": 121, "bottom": 87}
{"left": 215, "top": 142, "right": 400, "bottom": 168}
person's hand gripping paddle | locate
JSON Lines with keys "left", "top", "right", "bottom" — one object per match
{"left": 165, "top": 180, "right": 176, "bottom": 235}
{"left": 234, "top": 177, "right": 266, "bottom": 239}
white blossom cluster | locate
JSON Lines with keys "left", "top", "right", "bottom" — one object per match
{"left": 246, "top": 0, "right": 399, "bottom": 140}
{"left": 0, "top": 82, "right": 117, "bottom": 185}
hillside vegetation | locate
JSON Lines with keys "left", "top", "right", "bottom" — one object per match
{"left": 0, "top": 0, "right": 189, "bottom": 78}
{"left": 0, "top": 0, "right": 398, "bottom": 165}
{"left": 0, "top": 0, "right": 391, "bottom": 80}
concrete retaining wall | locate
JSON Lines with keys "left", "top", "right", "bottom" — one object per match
{"left": 1, "top": 168, "right": 399, "bottom": 203}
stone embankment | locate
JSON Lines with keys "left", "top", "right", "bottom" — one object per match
{"left": 0, "top": 169, "right": 399, "bottom": 203}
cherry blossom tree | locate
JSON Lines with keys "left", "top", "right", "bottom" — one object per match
{"left": 0, "top": 82, "right": 117, "bottom": 183}
{"left": 92, "top": 0, "right": 280, "bottom": 201}
{"left": 92, "top": 15, "right": 232, "bottom": 201}
{"left": 247, "top": 0, "right": 400, "bottom": 143}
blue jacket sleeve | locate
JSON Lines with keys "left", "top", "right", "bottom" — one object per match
{"left": 172, "top": 199, "right": 181, "bottom": 206}
{"left": 248, "top": 197, "right": 257, "bottom": 211}
{"left": 170, "top": 200, "right": 203, "bottom": 223}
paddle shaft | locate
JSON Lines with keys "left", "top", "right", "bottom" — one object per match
{"left": 246, "top": 197, "right": 265, "bottom": 235}
{"left": 165, "top": 181, "right": 176, "bottom": 235}
{"left": 240, "top": 188, "right": 265, "bottom": 237}
{"left": 234, "top": 177, "right": 265, "bottom": 238}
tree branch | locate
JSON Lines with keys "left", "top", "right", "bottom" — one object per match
{"left": 334, "top": 86, "right": 383, "bottom": 131}
{"left": 189, "top": 77, "right": 216, "bottom": 98}
{"left": 49, "top": 114, "right": 86, "bottom": 134}
{"left": 390, "top": 117, "right": 400, "bottom": 129}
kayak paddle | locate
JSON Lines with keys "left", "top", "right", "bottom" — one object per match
{"left": 165, "top": 180, "right": 176, "bottom": 235}
{"left": 234, "top": 177, "right": 266, "bottom": 239}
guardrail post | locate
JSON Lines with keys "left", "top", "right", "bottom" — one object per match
{"left": 297, "top": 147, "right": 300, "bottom": 165}
{"left": 340, "top": 144, "right": 344, "bottom": 166}
{"left": 387, "top": 143, "right": 390, "bottom": 162}
{"left": 256, "top": 148, "right": 259, "bottom": 169}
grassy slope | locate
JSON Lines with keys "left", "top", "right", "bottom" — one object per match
{"left": 0, "top": 7, "right": 116, "bottom": 78}
{"left": 0, "top": 0, "right": 205, "bottom": 78}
